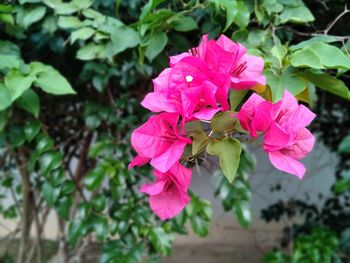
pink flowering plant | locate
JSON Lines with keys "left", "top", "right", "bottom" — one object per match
{"left": 129, "top": 34, "right": 318, "bottom": 220}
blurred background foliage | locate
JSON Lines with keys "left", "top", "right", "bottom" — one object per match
{"left": 0, "top": 0, "right": 349, "bottom": 262}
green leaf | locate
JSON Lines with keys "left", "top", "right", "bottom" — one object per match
{"left": 191, "top": 131, "right": 211, "bottom": 155}
{"left": 8, "top": 126, "right": 26, "bottom": 147}
{"left": 211, "top": 111, "right": 239, "bottom": 132}
{"left": 191, "top": 215, "right": 210, "bottom": 237}
{"left": 56, "top": 197, "right": 73, "bottom": 220}
{"left": 36, "top": 135, "right": 54, "bottom": 153}
{"left": 145, "top": 32, "right": 168, "bottom": 62}
{"left": 19, "top": 6, "right": 46, "bottom": 28}
{"left": 71, "top": 0, "right": 93, "bottom": 9}
{"left": 24, "top": 120, "right": 41, "bottom": 142}
{"left": 61, "top": 180, "right": 75, "bottom": 195}
{"left": 35, "top": 70, "right": 75, "bottom": 95}
{"left": 15, "top": 89, "right": 40, "bottom": 117}
{"left": 174, "top": 16, "right": 198, "bottom": 32}
{"left": 0, "top": 13, "right": 14, "bottom": 26}
{"left": 0, "top": 4, "right": 15, "bottom": 13}
{"left": 68, "top": 219, "right": 85, "bottom": 245}
{"left": 207, "top": 138, "right": 242, "bottom": 183}
{"left": 43, "top": 0, "right": 79, "bottom": 15}
{"left": 290, "top": 36, "right": 340, "bottom": 51}
{"left": 76, "top": 43, "right": 105, "bottom": 61}
{"left": 19, "top": 0, "right": 42, "bottom": 3}
{"left": 265, "top": 67, "right": 307, "bottom": 101}
{"left": 92, "top": 216, "right": 108, "bottom": 241}
{"left": 271, "top": 44, "right": 287, "bottom": 66}
{"left": 235, "top": 201, "right": 252, "bottom": 228}
{"left": 0, "top": 83, "right": 12, "bottom": 111}
{"left": 140, "top": 0, "right": 166, "bottom": 21}
{"left": 0, "top": 111, "right": 8, "bottom": 132}
{"left": 230, "top": 89, "right": 248, "bottom": 111}
{"left": 39, "top": 151, "right": 62, "bottom": 175}
{"left": 92, "top": 194, "right": 107, "bottom": 212}
{"left": 290, "top": 48, "right": 323, "bottom": 69}
{"left": 29, "top": 62, "right": 48, "bottom": 76}
{"left": 234, "top": 1, "right": 250, "bottom": 29}
{"left": 57, "top": 16, "right": 84, "bottom": 29}
{"left": 5, "top": 71, "right": 36, "bottom": 101}
{"left": 334, "top": 177, "right": 350, "bottom": 193}
{"left": 279, "top": 4, "right": 314, "bottom": 24}
{"left": 150, "top": 227, "right": 173, "bottom": 256}
{"left": 111, "top": 26, "right": 140, "bottom": 55}
{"left": 338, "top": 135, "right": 350, "bottom": 154}
{"left": 218, "top": 0, "right": 237, "bottom": 31}
{"left": 308, "top": 42, "right": 350, "bottom": 70}
{"left": 299, "top": 71, "right": 350, "bottom": 100}
{"left": 42, "top": 182, "right": 60, "bottom": 206}
{"left": 70, "top": 27, "right": 95, "bottom": 43}
{"left": 84, "top": 167, "right": 105, "bottom": 190}
{"left": 0, "top": 55, "right": 21, "bottom": 70}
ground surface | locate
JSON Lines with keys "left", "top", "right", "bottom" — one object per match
{"left": 163, "top": 219, "right": 282, "bottom": 263}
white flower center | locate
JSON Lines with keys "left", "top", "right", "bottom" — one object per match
{"left": 185, "top": 75, "right": 193, "bottom": 82}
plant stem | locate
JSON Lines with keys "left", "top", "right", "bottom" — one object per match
{"left": 15, "top": 148, "right": 32, "bottom": 263}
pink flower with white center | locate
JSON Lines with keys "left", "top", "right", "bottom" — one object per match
{"left": 170, "top": 34, "right": 266, "bottom": 91}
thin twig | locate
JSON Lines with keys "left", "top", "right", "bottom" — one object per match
{"left": 324, "top": 4, "right": 350, "bottom": 35}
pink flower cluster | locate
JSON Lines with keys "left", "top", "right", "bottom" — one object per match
{"left": 237, "top": 91, "right": 316, "bottom": 178}
{"left": 129, "top": 34, "right": 315, "bottom": 220}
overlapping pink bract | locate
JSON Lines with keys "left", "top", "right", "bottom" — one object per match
{"left": 237, "top": 91, "right": 316, "bottom": 178}
{"left": 129, "top": 34, "right": 315, "bottom": 220}
{"left": 129, "top": 112, "right": 191, "bottom": 173}
{"left": 140, "top": 163, "right": 191, "bottom": 220}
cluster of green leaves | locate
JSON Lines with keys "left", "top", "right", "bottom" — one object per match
{"left": 0, "top": 41, "right": 74, "bottom": 115}
{"left": 209, "top": 0, "right": 350, "bottom": 103}
{"left": 211, "top": 147, "right": 255, "bottom": 228}
{"left": 264, "top": 228, "right": 340, "bottom": 263}
{"left": 0, "top": 1, "right": 219, "bottom": 261}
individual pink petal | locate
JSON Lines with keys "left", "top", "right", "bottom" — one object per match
{"left": 231, "top": 76, "right": 267, "bottom": 90}
{"left": 213, "top": 77, "right": 231, "bottom": 111}
{"left": 144, "top": 163, "right": 192, "bottom": 220}
{"left": 237, "top": 93, "right": 265, "bottom": 135}
{"left": 170, "top": 52, "right": 191, "bottom": 66}
{"left": 131, "top": 113, "right": 190, "bottom": 173}
{"left": 277, "top": 90, "right": 299, "bottom": 116}
{"left": 128, "top": 155, "right": 150, "bottom": 169}
{"left": 149, "top": 188, "right": 190, "bottom": 220}
{"left": 285, "top": 105, "right": 316, "bottom": 131}
{"left": 251, "top": 101, "right": 281, "bottom": 137}
{"left": 193, "top": 108, "right": 221, "bottom": 120}
{"left": 141, "top": 91, "right": 178, "bottom": 113}
{"left": 203, "top": 39, "right": 234, "bottom": 72}
{"left": 140, "top": 179, "right": 167, "bottom": 195}
{"left": 197, "top": 34, "right": 208, "bottom": 58}
{"left": 153, "top": 68, "right": 172, "bottom": 91}
{"left": 264, "top": 123, "right": 292, "bottom": 152}
{"left": 230, "top": 54, "right": 266, "bottom": 89}
{"left": 239, "top": 55, "right": 265, "bottom": 79}
{"left": 282, "top": 128, "right": 315, "bottom": 160}
{"left": 131, "top": 114, "right": 176, "bottom": 158}
{"left": 216, "top": 35, "right": 247, "bottom": 58}
{"left": 169, "top": 163, "right": 192, "bottom": 189}
{"left": 180, "top": 81, "right": 218, "bottom": 120}
{"left": 150, "top": 140, "right": 188, "bottom": 173}
{"left": 268, "top": 151, "right": 306, "bottom": 179}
